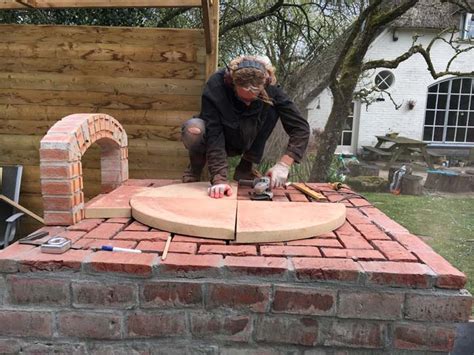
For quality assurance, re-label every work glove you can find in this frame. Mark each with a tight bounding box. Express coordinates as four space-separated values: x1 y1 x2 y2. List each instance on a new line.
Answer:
266 161 290 189
208 183 233 199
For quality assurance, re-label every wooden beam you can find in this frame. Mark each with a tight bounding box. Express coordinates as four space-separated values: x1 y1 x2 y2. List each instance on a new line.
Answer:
0 0 202 9
201 0 212 54
205 0 219 79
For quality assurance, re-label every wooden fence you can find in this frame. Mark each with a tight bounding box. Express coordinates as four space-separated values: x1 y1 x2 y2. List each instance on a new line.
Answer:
0 23 209 234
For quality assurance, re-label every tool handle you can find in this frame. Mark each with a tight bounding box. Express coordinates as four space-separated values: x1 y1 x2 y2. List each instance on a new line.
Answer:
0 194 45 224
238 179 254 187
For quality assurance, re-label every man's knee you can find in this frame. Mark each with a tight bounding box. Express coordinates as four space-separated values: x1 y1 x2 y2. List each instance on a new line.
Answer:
182 118 206 151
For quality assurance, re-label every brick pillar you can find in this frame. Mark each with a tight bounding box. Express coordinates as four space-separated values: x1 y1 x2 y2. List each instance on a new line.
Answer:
40 113 128 225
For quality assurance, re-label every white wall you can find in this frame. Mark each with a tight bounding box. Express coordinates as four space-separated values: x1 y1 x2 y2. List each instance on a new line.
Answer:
307 27 474 152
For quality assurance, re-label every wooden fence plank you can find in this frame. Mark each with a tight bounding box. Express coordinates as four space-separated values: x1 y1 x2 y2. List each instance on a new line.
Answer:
0 89 200 111
0 73 204 96
0 56 205 79
0 0 202 9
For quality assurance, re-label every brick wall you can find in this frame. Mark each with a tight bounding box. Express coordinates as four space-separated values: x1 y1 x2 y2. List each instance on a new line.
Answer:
0 268 470 353
40 113 128 226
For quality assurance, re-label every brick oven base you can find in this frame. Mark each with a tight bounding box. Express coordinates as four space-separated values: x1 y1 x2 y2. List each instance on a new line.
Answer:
0 180 471 353
0 258 471 353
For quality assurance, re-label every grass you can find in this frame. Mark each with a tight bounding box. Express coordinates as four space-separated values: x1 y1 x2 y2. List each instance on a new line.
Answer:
363 192 474 301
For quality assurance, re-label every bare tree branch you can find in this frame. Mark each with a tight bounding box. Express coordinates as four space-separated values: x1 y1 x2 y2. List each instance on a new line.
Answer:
220 0 284 36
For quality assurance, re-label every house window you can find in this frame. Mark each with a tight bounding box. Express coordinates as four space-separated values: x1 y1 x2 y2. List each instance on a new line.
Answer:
461 13 474 40
423 77 474 144
374 70 395 90
340 102 354 146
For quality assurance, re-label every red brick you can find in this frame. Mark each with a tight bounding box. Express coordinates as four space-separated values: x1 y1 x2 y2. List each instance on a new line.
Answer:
260 246 321 257
17 249 92 272
321 248 386 261
105 217 132 224
356 224 391 240
338 291 403 319
68 218 104 233
43 193 83 211
44 210 81 226
334 222 358 235
322 320 386 348
405 293 472 322
288 193 309 202
198 244 257 256
159 253 223 277
113 230 170 242
87 251 156 276
0 339 21 354
172 234 227 244
83 223 124 240
6 276 70 306
413 250 466 289
349 197 370 207
360 261 435 288
141 281 203 308
372 240 417 262
40 162 81 179
58 311 122 339
40 148 75 161
345 209 373 225
272 286 336 316
390 233 433 252
0 243 36 272
393 323 455 352
127 311 186 337
361 207 409 234
72 281 137 308
287 238 342 248
272 195 290 202
190 312 252 342
41 177 81 195
207 283 271 313
124 221 150 231
224 256 288 277
293 257 362 282
137 241 197 254
254 315 318 346
337 234 373 249
55 230 86 243
0 310 53 337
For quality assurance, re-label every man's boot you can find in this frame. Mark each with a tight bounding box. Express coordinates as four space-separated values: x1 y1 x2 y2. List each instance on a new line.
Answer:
233 158 262 181
182 151 206 183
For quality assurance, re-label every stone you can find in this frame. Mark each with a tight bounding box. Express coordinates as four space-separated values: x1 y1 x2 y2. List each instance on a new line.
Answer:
236 201 345 244
84 185 147 218
131 197 237 240
132 181 237 200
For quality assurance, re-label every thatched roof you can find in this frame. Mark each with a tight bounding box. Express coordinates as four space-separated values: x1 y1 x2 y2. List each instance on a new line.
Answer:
389 0 461 30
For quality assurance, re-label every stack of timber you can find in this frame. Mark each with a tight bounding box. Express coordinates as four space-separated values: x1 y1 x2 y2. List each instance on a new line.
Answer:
0 24 205 235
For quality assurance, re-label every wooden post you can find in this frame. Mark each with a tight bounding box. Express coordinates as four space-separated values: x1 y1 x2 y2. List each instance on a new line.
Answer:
205 0 219 79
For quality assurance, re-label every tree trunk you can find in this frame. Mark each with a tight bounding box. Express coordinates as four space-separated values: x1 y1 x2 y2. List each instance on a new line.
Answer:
308 88 352 182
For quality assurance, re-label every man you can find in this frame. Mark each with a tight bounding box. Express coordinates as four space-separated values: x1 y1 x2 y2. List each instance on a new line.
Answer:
181 55 310 198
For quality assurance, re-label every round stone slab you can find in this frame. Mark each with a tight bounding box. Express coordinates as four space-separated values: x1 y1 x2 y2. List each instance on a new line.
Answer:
235 201 346 243
130 182 346 243
130 196 237 240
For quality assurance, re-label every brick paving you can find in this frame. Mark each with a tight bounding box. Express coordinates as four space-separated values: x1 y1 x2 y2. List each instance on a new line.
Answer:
0 180 467 290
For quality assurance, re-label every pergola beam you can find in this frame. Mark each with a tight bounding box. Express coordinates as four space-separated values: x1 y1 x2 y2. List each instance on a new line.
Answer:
0 0 202 9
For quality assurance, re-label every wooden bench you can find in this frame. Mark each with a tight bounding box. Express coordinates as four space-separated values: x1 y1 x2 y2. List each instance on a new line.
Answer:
407 147 443 157
362 146 392 157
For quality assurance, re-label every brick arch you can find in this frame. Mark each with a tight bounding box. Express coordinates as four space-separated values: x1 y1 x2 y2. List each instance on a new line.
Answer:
40 113 128 225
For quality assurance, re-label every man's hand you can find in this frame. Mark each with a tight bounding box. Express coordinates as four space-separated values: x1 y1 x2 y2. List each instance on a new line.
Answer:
208 183 233 198
266 161 290 188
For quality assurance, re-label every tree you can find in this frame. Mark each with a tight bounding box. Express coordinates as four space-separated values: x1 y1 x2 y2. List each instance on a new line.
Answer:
298 0 474 181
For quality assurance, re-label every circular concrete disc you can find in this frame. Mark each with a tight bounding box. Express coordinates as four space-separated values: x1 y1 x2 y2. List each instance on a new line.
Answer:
130 182 346 243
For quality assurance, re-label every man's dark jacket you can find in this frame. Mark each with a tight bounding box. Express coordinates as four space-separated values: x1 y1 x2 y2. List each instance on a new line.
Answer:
201 69 310 184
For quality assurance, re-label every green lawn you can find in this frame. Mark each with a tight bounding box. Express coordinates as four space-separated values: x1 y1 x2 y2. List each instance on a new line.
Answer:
363 193 474 300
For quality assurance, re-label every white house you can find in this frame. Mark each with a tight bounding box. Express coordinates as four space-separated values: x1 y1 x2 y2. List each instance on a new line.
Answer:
307 2 474 157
